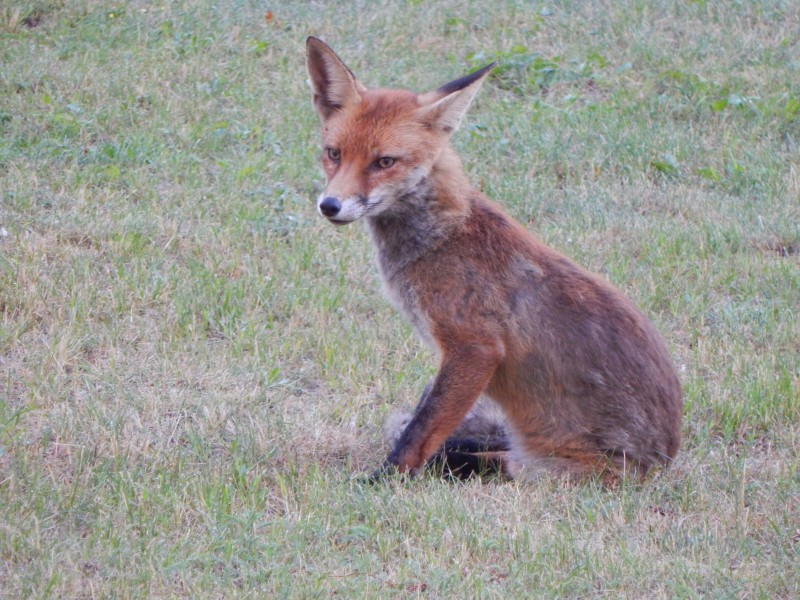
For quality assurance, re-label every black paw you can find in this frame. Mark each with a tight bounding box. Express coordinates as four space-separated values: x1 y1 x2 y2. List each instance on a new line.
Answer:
355 462 401 485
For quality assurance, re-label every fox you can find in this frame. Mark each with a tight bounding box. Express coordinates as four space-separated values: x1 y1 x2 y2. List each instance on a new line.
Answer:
305 36 683 483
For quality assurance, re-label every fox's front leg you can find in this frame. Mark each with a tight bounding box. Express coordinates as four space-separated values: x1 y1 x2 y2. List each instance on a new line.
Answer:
386 342 504 475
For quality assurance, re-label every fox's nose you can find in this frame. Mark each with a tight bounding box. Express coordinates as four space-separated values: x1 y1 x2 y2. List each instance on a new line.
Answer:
319 197 341 218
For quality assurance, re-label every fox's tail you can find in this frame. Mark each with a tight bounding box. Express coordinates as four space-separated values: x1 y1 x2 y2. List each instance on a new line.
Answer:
384 398 516 479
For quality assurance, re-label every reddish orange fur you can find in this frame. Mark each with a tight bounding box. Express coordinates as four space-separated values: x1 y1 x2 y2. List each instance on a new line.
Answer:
306 37 683 482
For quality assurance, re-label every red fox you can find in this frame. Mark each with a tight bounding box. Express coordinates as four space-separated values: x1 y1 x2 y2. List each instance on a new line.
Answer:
306 37 683 482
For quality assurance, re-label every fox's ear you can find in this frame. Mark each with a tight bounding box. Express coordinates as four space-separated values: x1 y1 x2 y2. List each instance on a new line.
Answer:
306 36 366 121
417 62 495 135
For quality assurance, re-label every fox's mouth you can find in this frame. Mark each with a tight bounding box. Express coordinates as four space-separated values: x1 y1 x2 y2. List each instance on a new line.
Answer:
327 217 352 226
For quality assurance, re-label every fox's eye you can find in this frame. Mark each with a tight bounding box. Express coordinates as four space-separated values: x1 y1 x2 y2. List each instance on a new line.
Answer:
327 148 341 162
376 157 395 169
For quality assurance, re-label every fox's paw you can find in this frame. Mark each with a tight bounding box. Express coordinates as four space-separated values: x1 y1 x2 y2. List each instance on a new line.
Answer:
352 463 391 486
355 462 410 486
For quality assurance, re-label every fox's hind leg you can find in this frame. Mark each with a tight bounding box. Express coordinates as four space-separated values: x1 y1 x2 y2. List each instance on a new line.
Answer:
428 435 513 479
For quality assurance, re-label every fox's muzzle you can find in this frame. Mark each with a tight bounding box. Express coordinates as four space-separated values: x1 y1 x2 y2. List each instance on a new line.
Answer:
316 192 370 224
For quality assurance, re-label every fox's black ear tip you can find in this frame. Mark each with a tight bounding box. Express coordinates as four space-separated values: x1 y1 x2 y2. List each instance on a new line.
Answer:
436 61 497 95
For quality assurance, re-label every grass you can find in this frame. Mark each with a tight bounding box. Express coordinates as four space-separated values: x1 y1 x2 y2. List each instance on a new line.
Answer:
1 0 798 597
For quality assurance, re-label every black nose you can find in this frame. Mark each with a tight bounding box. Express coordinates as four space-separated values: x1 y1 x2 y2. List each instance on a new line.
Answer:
319 197 341 218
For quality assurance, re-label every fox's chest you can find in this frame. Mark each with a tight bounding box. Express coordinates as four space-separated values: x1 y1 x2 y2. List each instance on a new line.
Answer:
379 275 437 350
365 211 458 351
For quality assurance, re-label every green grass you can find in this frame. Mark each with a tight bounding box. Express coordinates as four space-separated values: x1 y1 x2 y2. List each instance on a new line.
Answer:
1 0 798 597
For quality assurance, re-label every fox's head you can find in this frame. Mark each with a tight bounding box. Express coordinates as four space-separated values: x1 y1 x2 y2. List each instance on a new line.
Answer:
306 36 494 225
